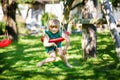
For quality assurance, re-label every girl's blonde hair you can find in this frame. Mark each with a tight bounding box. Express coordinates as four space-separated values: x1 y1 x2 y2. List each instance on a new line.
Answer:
47 19 60 28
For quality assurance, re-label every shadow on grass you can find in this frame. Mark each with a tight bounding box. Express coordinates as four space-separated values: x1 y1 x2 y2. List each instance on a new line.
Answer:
96 32 119 62
0 32 120 80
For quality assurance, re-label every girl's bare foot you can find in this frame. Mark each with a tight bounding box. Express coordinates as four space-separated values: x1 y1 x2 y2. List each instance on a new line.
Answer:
36 62 43 67
66 63 73 68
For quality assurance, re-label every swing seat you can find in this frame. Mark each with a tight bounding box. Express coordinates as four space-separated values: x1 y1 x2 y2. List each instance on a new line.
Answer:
0 39 11 48
41 31 70 43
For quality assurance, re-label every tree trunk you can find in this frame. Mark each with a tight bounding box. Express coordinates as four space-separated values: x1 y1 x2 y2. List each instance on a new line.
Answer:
81 0 97 59
1 0 18 41
62 0 74 31
101 0 120 61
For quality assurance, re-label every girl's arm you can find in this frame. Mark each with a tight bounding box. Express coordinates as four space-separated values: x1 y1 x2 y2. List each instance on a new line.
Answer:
43 34 57 47
62 32 70 51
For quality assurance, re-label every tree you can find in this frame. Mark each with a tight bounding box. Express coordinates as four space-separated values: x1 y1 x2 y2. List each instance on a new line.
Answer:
0 0 34 41
1 0 18 41
101 0 120 60
62 0 74 22
62 0 97 59
81 0 97 59
62 0 74 30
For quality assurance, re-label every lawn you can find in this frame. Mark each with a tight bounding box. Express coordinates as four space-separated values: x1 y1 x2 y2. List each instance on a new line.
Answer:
0 30 120 80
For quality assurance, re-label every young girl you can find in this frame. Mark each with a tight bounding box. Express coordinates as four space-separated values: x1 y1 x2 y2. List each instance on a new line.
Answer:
37 19 72 68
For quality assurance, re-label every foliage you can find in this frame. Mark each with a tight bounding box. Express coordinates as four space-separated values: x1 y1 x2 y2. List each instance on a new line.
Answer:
0 21 6 35
17 0 33 4
41 12 57 26
109 0 120 7
98 0 120 7
0 31 120 80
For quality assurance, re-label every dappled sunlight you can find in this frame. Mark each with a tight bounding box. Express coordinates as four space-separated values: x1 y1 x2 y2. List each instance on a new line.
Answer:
0 0 120 79
23 47 42 53
0 32 120 80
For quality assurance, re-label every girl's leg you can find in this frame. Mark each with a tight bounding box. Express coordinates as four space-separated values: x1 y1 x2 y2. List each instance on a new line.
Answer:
37 50 56 67
57 48 72 68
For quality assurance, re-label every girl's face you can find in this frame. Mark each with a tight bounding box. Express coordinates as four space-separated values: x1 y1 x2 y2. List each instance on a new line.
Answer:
49 26 59 34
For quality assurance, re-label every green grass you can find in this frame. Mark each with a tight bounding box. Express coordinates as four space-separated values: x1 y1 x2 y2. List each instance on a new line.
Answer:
0 31 120 80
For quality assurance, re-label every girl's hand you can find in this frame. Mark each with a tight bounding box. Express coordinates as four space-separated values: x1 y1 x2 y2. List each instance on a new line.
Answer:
52 43 57 48
63 48 67 55
52 43 58 51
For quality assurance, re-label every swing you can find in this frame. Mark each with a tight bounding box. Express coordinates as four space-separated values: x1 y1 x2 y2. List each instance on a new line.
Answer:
40 0 69 43
0 31 11 48
41 31 69 43
0 39 11 48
